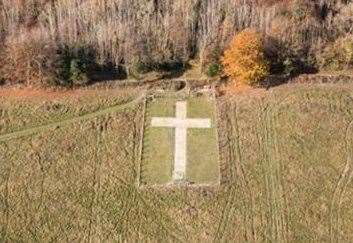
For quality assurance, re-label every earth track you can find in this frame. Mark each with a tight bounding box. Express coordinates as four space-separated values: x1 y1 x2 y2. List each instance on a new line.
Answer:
0 93 146 142
29 141 51 241
215 100 256 242
1 95 145 241
258 100 288 243
88 130 104 243
90 109 142 241
265 104 288 242
214 187 236 241
136 98 147 187
116 111 145 241
231 102 256 241
262 88 353 242
330 119 353 242
213 100 236 242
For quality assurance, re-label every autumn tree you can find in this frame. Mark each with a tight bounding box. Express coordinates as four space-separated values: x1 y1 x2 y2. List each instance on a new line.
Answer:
0 36 56 86
221 29 269 86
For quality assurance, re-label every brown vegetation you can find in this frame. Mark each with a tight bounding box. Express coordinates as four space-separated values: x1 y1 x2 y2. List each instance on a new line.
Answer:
316 34 353 71
0 32 56 86
0 0 353 87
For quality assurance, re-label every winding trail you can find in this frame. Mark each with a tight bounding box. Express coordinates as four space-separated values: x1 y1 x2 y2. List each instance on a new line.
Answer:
0 93 145 143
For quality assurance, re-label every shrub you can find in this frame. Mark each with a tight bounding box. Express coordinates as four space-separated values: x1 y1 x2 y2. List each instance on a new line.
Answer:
316 35 353 71
69 59 89 86
200 43 222 74
54 45 95 87
128 58 155 79
221 29 269 86
206 63 221 77
131 60 152 75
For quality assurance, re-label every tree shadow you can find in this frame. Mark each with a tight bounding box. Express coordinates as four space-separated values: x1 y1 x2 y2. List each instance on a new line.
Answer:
158 62 191 79
262 75 294 89
263 36 318 89
88 63 127 83
56 45 128 86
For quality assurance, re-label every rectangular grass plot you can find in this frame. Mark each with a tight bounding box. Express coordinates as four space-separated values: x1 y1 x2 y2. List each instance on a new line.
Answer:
141 96 220 186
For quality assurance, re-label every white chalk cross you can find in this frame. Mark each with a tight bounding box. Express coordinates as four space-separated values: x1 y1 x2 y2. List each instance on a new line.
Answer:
151 101 211 181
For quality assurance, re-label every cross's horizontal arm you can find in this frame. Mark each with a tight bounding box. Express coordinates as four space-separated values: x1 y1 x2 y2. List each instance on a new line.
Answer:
151 118 179 127
185 119 211 128
151 118 211 128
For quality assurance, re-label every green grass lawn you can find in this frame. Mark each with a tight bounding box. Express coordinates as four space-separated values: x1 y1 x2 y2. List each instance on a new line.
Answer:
141 98 176 185
186 97 220 184
141 96 220 185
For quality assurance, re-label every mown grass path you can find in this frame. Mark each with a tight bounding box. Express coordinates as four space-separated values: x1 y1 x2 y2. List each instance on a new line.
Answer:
0 93 146 143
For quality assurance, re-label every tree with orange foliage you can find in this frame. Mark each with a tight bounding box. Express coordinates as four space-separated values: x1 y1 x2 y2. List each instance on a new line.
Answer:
221 29 269 86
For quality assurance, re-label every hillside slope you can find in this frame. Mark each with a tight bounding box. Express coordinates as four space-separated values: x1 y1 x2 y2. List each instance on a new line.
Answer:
0 81 352 241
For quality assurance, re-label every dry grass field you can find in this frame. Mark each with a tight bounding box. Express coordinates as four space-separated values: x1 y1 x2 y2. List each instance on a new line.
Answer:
0 82 353 241
0 88 142 135
217 82 353 241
